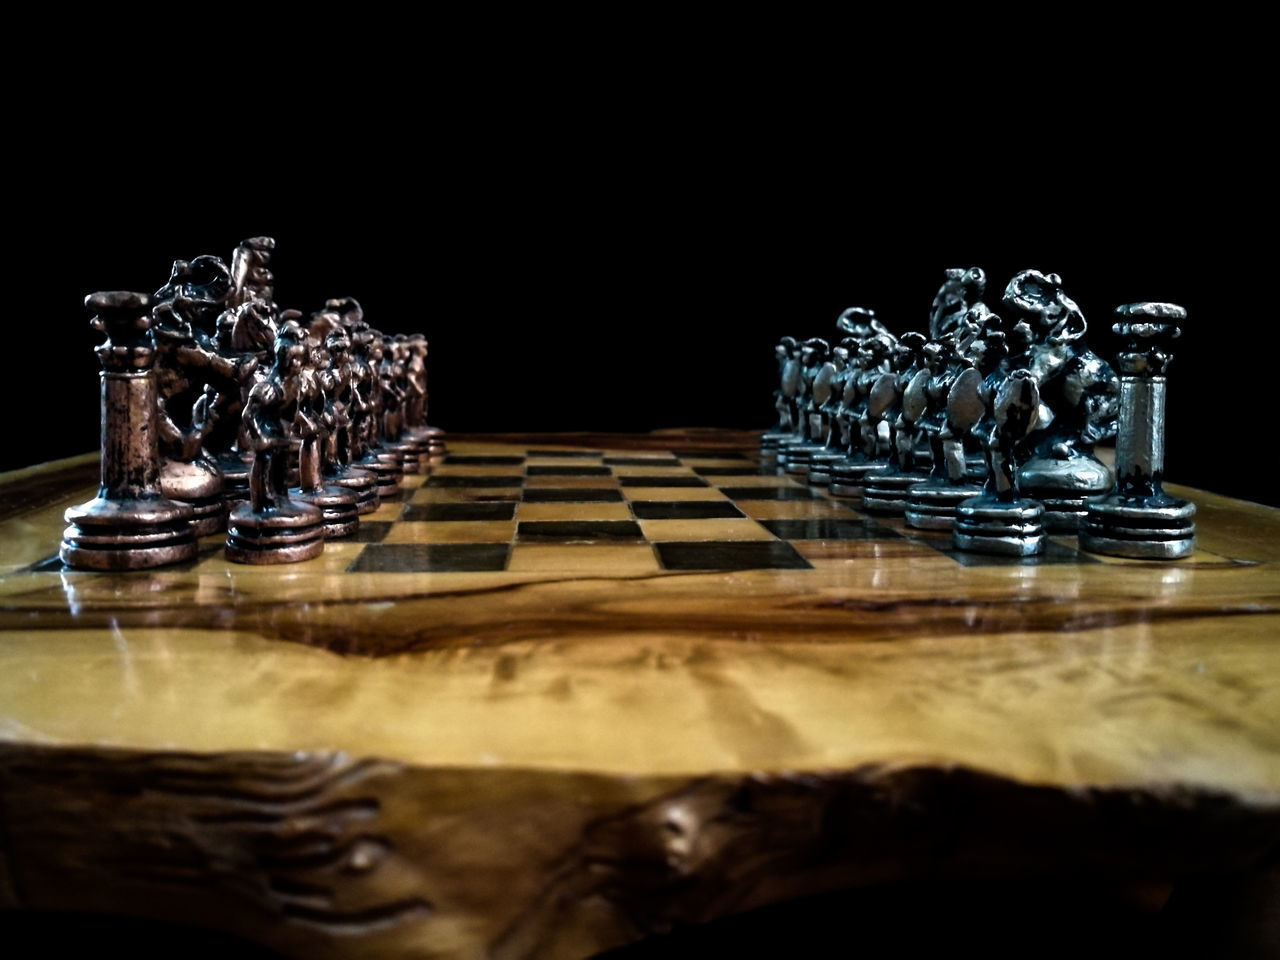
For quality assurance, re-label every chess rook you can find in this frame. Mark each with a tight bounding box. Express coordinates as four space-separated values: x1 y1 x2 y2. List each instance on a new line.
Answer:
1081 303 1195 559
60 292 199 570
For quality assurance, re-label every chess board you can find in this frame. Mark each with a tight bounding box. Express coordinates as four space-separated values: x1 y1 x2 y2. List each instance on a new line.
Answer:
18 439 1244 581
2 433 1278 960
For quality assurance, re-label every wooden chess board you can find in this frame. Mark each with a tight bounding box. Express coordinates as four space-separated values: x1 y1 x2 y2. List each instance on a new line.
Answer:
1 432 1278 959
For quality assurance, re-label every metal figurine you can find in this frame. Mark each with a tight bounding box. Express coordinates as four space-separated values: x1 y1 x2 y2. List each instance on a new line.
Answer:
402 333 447 464
151 302 226 536
228 236 277 311
340 308 403 499
862 331 931 514
904 329 985 529
778 338 830 473
379 334 425 473
953 366 1046 557
928 267 987 340
225 321 326 564
314 318 380 514
828 334 894 500
150 256 237 536
836 306 891 342
1081 303 1196 559
402 334 442 471
1002 270 1119 532
761 337 800 460
806 340 857 485
289 331 359 539
61 293 199 570
206 299 274 505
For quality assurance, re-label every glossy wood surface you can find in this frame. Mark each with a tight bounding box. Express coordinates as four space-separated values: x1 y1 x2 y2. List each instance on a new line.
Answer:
1 433 1278 958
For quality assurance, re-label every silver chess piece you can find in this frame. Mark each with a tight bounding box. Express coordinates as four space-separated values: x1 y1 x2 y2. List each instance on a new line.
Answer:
954 369 1047 557
1081 303 1195 559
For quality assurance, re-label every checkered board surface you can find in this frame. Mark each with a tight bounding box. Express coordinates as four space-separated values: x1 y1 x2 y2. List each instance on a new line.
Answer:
226 443 1233 575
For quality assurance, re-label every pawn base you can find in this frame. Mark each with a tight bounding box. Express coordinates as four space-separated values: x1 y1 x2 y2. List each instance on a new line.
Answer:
806 450 846 485
357 452 403 499
226 499 326 564
327 466 380 515
862 471 929 515
953 496 1045 556
782 443 826 475
827 459 888 501
184 497 227 537
905 478 984 530
60 495 198 571
1081 496 1197 560
293 485 360 540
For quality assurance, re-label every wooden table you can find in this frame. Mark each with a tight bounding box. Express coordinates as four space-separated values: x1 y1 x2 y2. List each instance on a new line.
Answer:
1 432 1278 958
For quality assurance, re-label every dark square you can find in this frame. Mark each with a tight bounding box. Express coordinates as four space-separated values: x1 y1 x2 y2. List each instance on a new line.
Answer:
760 519 897 540
347 543 509 573
655 541 812 571
522 488 625 503
526 465 613 476
444 455 525 465
693 467 769 476
426 476 524 488
632 501 744 520
403 502 517 522
619 476 709 488
350 521 393 543
518 521 644 541
604 456 684 466
527 449 603 457
681 451 749 459
719 486 820 501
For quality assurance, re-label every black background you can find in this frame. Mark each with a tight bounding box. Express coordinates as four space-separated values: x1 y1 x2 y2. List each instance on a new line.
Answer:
9 58 1271 505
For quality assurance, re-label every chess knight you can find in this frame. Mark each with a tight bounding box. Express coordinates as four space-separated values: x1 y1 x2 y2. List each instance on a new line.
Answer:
1002 270 1120 530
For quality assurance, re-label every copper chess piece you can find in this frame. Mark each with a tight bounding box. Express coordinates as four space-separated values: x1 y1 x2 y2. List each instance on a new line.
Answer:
225 322 326 564
61 292 199 570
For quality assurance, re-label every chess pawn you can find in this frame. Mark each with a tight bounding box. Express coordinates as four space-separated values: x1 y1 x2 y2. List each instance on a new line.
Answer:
380 335 429 473
763 338 804 463
905 337 984 530
761 337 799 459
953 370 1046 556
828 335 894 500
316 323 379 515
780 338 833 473
863 332 933 514
225 322 325 564
1081 303 1195 559
290 334 358 539
61 292 199 570
401 333 446 466
806 307 885 481
349 327 404 499
807 341 857 485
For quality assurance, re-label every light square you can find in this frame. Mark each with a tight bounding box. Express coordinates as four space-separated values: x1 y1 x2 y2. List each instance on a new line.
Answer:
382 521 516 544
638 518 776 541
